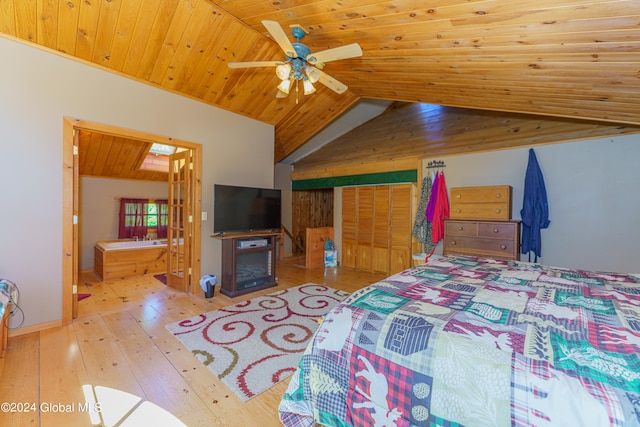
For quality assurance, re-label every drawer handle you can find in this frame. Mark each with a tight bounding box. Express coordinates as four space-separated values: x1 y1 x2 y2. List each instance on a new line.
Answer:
495 193 501 198
493 228 499 233
458 226 464 231
456 194 461 199
456 208 461 213
495 209 501 213
500 245 507 250
450 241 457 246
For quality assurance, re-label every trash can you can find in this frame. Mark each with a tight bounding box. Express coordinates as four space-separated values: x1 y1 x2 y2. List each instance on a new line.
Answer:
324 250 338 267
323 238 338 267
199 275 217 298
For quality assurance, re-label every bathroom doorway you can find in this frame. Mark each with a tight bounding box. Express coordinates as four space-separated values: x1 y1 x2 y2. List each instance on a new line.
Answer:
62 118 202 321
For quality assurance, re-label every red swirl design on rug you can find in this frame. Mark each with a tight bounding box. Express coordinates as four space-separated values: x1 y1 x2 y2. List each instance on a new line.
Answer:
166 283 349 401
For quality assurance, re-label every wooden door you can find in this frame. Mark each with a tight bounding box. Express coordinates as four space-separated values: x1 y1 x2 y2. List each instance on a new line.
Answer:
167 150 192 292
72 130 80 318
372 186 391 274
390 184 414 274
356 187 373 271
341 187 357 268
341 183 415 275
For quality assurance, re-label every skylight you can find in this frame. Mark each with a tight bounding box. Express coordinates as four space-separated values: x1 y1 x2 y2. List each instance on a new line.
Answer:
149 143 176 155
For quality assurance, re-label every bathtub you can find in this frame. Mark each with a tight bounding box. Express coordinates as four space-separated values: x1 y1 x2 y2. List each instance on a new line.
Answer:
94 239 168 281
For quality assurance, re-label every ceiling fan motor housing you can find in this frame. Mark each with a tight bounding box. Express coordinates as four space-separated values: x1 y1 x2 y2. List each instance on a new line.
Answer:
290 43 313 79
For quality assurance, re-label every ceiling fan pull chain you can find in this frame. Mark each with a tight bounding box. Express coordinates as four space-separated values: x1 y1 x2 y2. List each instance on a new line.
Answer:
296 80 299 104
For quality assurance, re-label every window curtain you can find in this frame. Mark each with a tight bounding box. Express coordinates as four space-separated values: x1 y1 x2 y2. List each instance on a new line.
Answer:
118 198 149 239
156 199 169 239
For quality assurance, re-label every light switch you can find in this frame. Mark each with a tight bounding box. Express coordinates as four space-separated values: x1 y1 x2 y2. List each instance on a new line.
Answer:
201 211 208 221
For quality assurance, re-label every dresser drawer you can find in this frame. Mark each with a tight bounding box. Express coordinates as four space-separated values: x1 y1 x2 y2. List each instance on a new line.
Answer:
443 219 521 260
478 222 518 239
450 203 510 220
450 185 512 220
444 236 518 258
444 221 478 237
450 186 511 203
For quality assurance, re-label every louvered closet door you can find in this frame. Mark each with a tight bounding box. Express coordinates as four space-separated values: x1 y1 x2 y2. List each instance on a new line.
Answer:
390 184 413 274
372 186 391 274
341 187 357 268
356 187 374 271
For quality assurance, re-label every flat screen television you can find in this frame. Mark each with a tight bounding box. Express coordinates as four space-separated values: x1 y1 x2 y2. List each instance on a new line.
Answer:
213 184 282 234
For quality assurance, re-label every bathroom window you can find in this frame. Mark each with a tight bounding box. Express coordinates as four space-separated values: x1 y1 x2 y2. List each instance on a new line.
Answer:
118 198 168 239
146 203 158 227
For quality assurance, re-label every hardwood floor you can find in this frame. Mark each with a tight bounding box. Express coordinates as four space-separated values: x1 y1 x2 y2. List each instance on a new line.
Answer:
0 260 385 427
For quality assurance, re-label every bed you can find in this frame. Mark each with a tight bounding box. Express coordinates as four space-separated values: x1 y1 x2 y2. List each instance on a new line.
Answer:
278 255 640 427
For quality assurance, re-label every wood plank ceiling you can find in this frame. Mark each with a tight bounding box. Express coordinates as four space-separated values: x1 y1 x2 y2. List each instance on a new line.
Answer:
1 0 639 175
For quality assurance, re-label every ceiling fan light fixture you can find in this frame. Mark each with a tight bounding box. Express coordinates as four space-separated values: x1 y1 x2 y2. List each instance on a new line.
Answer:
277 78 292 94
275 63 291 80
304 66 321 83
303 79 316 95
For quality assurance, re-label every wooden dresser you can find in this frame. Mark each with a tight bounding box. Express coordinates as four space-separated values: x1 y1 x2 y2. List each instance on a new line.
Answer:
444 185 521 260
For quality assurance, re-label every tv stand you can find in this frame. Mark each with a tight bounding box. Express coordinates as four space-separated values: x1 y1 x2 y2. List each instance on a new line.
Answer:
218 232 278 297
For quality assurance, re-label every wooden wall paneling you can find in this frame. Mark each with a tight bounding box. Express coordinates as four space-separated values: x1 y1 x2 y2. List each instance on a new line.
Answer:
390 184 414 274
341 187 357 268
291 189 334 257
372 186 391 274
291 190 307 256
356 187 374 271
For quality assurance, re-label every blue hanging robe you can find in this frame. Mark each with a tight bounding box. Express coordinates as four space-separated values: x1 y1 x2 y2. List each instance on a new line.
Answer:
520 148 550 262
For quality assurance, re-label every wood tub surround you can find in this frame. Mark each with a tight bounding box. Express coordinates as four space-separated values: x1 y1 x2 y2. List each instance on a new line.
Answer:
94 241 168 281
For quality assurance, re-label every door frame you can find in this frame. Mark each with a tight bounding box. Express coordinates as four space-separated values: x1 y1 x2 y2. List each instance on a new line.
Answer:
61 117 202 323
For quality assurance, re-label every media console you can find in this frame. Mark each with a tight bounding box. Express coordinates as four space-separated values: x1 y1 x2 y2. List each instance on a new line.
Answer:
216 232 278 297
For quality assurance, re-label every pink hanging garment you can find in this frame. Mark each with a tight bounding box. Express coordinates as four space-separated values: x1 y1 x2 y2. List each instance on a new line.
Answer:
425 171 439 222
431 172 450 244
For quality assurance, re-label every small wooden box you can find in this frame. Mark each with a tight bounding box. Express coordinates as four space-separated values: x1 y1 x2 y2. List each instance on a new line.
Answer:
450 185 512 220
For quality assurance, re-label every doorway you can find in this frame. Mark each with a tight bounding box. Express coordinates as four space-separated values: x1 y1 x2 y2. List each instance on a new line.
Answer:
62 118 202 322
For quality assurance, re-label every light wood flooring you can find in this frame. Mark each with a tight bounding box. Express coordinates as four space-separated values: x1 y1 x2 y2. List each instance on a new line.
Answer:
0 260 385 427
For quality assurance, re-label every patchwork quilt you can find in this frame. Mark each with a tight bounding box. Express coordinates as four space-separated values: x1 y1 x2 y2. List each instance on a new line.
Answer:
278 255 640 427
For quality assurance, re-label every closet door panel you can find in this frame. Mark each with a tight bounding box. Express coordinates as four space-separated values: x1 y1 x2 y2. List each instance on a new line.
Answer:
342 241 357 269
356 187 374 271
372 186 391 274
390 184 413 274
341 187 357 268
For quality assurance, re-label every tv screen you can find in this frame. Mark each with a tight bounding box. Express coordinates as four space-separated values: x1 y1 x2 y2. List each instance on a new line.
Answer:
213 184 282 233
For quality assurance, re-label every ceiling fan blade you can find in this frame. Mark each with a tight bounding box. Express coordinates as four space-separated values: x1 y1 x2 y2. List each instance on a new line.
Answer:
227 60 283 69
317 70 348 94
276 89 289 98
308 43 362 65
262 20 297 58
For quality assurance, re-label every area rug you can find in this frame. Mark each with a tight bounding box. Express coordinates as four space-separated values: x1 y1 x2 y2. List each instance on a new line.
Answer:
165 284 349 401
153 274 167 285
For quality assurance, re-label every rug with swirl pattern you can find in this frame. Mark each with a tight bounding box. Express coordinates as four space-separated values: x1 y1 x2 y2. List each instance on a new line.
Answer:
165 283 349 402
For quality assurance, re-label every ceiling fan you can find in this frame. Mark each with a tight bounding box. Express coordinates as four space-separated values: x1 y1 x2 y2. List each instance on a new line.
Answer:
228 20 362 101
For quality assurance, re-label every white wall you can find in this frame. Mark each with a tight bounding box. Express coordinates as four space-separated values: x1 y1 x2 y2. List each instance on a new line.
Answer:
421 135 640 273
79 178 168 270
274 163 293 256
0 37 274 329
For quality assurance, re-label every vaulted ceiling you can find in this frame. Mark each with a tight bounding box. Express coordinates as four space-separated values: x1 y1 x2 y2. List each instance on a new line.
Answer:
2 0 639 166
